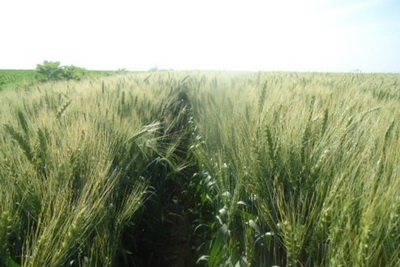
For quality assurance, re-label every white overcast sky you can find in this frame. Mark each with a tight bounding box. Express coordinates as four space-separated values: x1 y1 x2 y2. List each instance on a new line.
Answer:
0 0 399 72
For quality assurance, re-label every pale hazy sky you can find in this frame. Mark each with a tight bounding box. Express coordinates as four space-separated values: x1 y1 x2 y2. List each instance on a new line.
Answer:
1 0 399 72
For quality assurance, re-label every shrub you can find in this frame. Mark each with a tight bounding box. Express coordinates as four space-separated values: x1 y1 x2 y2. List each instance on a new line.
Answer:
61 65 87 80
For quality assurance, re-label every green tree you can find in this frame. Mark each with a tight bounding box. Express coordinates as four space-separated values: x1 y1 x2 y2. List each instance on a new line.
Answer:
35 61 64 81
35 61 87 81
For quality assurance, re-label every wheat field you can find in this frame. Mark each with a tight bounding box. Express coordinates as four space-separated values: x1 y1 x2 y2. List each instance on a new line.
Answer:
0 71 399 266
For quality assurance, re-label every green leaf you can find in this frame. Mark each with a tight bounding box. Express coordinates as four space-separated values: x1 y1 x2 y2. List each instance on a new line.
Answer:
6 257 21 267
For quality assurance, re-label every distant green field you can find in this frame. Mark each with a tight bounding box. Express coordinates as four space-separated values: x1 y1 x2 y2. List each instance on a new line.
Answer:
0 69 117 91
0 70 37 90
